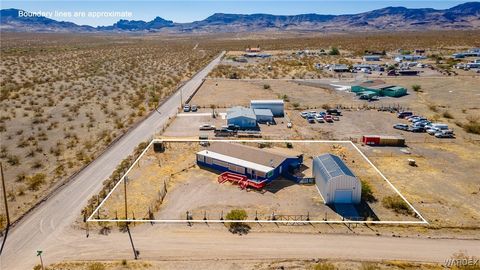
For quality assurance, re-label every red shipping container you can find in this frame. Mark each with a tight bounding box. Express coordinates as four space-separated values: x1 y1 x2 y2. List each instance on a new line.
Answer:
362 135 381 145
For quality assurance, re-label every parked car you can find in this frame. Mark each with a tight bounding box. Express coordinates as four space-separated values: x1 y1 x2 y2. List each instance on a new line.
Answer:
393 123 409 130
199 124 215 130
427 123 449 135
191 105 198 112
326 109 342 116
315 116 325 123
225 124 240 130
409 126 424 133
435 130 454 138
397 111 413 119
408 116 423 122
405 115 419 121
412 117 427 123
307 116 316 123
300 111 309 118
183 104 190 112
324 115 334 122
426 128 440 135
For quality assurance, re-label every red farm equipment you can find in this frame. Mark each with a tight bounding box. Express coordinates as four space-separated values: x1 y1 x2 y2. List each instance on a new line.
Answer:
217 172 266 190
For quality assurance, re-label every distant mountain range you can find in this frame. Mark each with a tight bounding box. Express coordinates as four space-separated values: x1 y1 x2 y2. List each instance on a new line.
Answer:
1 2 479 33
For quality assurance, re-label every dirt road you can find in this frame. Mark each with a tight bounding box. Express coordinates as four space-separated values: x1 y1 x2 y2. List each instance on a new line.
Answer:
32 225 480 267
0 52 225 270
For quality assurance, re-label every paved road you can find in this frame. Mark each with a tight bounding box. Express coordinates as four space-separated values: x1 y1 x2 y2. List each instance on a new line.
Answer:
0 51 225 270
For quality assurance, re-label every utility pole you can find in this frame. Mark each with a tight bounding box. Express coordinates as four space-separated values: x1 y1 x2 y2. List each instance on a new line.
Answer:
1 162 10 227
36 250 44 270
124 176 138 260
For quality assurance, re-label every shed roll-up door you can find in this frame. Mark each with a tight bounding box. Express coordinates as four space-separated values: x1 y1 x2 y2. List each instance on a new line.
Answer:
334 189 353 204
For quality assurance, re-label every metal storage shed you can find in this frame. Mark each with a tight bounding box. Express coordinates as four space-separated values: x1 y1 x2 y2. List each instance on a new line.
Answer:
227 107 257 129
313 154 361 204
363 55 381 61
253 109 274 123
250 100 284 117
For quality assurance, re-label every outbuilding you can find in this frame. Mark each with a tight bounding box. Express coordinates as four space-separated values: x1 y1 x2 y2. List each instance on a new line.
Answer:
253 108 274 123
250 100 284 117
227 107 257 129
196 142 303 183
351 80 407 97
363 55 381 61
313 154 361 204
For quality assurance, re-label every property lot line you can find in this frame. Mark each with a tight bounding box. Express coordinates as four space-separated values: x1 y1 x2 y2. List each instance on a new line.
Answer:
88 138 428 225
90 219 427 225
349 142 429 224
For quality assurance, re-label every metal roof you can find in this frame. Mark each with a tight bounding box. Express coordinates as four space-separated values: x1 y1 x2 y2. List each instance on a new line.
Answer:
226 107 256 120
313 154 355 181
251 99 284 105
204 142 299 168
197 150 273 173
253 109 273 117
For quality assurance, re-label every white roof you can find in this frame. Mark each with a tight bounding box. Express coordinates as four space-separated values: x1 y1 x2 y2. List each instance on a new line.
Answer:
251 99 284 105
197 150 273 173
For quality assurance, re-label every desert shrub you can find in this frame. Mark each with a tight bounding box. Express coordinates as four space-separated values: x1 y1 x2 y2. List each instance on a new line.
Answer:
225 209 250 235
0 214 5 230
382 195 412 215
328 47 340 55
313 262 336 270
263 84 271 89
280 94 289 102
88 262 106 270
361 180 376 202
443 111 454 119
292 102 300 109
360 263 380 270
428 104 438 112
412 84 422 92
6 155 20 166
463 116 480 135
27 173 46 191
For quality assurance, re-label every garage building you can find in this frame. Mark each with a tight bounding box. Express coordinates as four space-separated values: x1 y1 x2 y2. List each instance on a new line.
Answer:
250 100 284 117
253 109 274 123
196 142 303 183
226 107 257 129
313 154 361 204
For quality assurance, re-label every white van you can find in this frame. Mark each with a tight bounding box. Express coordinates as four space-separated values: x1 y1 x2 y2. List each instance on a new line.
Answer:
426 123 449 135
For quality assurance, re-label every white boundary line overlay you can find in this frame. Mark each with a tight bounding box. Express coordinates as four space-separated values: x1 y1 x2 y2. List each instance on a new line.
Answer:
88 139 428 225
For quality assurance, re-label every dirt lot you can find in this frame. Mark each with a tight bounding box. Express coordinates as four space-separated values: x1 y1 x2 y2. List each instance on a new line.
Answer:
96 141 421 223
157 75 480 229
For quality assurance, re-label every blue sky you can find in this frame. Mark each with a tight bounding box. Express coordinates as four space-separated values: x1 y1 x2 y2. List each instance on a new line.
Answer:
1 1 468 26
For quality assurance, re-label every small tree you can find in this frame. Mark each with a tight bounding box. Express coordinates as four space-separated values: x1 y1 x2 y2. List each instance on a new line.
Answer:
225 209 250 235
